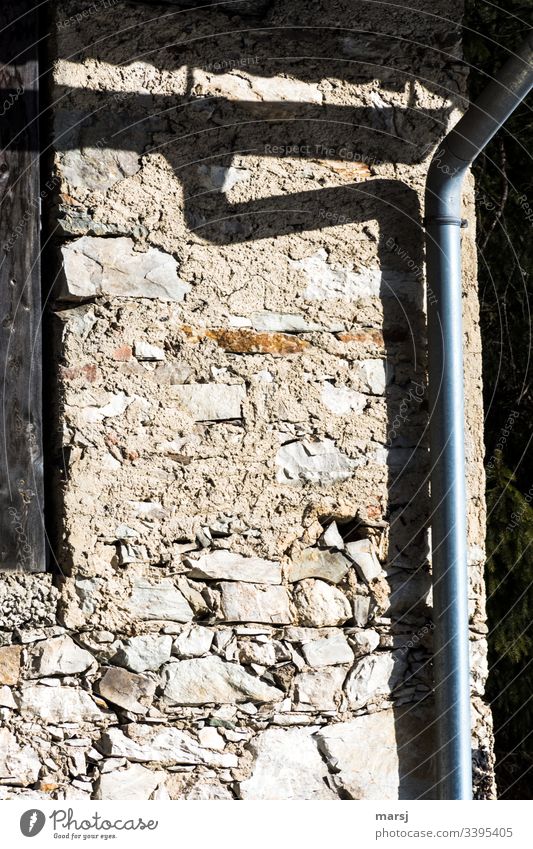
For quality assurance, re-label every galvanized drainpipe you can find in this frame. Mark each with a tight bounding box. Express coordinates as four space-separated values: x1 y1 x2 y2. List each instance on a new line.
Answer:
425 32 533 800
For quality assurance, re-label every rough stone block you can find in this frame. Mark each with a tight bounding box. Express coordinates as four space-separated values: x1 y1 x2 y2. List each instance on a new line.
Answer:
301 633 354 667
316 705 436 799
28 635 94 678
0 729 41 787
59 237 190 301
97 667 156 714
100 724 237 768
293 580 351 627
112 635 173 673
286 549 350 584
95 763 165 800
293 667 346 710
239 728 336 800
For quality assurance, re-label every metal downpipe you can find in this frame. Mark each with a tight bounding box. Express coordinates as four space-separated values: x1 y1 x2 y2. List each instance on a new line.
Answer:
425 32 533 800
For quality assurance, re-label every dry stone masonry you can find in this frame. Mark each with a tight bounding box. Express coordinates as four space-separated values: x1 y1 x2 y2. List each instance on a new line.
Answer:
0 0 495 800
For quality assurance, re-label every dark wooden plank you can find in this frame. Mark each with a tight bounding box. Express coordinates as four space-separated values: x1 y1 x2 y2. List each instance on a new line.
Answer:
0 1 45 571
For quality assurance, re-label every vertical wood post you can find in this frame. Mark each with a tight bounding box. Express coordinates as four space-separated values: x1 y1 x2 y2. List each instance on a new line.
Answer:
0 1 45 571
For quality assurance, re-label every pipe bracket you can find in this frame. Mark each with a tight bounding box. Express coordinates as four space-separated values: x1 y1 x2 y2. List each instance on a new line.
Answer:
423 215 468 228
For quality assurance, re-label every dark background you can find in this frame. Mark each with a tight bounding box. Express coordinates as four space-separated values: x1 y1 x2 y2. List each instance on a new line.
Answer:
464 0 533 800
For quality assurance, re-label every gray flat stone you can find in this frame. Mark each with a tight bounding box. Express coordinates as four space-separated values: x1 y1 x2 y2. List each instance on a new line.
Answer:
286 549 350 584
345 539 383 582
126 579 194 622
100 724 237 768
172 626 214 658
276 439 357 487
97 668 156 714
18 685 102 724
112 635 173 673
187 550 281 584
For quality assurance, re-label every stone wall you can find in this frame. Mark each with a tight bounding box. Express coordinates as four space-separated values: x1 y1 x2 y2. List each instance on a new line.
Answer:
0 0 495 800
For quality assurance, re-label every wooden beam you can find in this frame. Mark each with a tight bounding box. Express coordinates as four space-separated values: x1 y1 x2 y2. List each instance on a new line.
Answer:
0 1 45 571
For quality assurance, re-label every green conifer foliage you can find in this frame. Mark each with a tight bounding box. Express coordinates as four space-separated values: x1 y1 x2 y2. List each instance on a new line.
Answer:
464 0 533 798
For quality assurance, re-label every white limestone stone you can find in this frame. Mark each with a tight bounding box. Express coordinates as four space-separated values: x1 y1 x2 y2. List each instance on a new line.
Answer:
292 249 416 303
250 311 320 332
127 579 194 622
133 341 166 361
345 539 383 582
82 391 135 423
320 521 345 549
353 359 388 395
301 633 354 667
321 382 366 415
161 656 284 705
18 685 102 724
165 773 234 800
0 729 41 787
197 726 224 751
316 706 435 799
276 438 357 486
95 763 165 800
293 667 346 710
294 580 351 627
0 686 17 708
172 384 245 421
351 629 380 656
344 652 407 710
238 641 277 667
173 626 214 658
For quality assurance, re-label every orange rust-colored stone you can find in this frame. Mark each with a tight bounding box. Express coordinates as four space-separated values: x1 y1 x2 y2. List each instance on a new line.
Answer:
37 781 61 793
181 326 309 355
60 363 100 383
112 345 133 362
337 329 385 346
318 158 372 180
0 645 22 685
